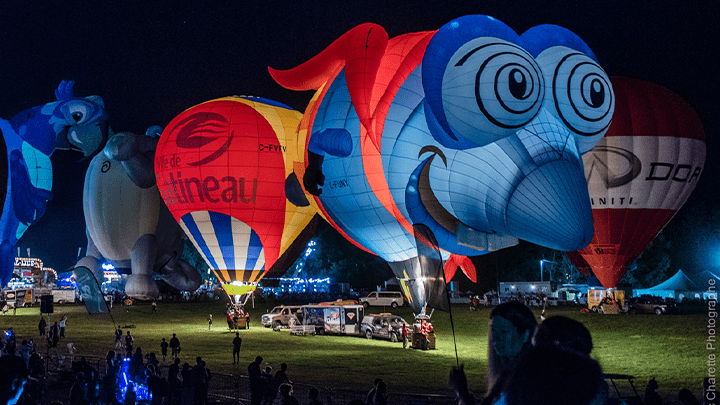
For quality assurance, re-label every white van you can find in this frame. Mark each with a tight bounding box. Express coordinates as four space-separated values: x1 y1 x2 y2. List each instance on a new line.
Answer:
359 291 404 308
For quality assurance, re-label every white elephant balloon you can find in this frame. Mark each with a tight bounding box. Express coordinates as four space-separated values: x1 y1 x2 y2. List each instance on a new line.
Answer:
57 88 202 299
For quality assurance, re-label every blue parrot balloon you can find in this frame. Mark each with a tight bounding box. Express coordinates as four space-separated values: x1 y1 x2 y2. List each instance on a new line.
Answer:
0 80 109 286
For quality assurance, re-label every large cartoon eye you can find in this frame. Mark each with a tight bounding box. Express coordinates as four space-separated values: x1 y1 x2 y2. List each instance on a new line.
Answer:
441 37 544 146
63 102 91 124
536 47 614 153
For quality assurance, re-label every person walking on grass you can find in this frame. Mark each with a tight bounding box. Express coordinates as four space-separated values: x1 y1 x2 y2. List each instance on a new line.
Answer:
59 315 67 338
125 331 134 355
152 300 157 314
170 333 180 360
232 333 242 364
38 317 46 337
161 338 169 362
115 326 123 350
208 314 213 330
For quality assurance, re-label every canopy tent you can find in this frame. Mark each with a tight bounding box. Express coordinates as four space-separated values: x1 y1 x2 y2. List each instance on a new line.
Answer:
634 269 706 301
689 270 720 292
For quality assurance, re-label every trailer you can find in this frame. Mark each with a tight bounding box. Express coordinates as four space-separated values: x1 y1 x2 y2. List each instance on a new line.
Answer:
51 289 77 304
1 288 30 308
24 288 77 304
301 304 364 335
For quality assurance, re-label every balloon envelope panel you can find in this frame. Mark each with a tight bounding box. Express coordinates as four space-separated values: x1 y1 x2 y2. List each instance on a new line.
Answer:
566 77 706 288
155 97 312 284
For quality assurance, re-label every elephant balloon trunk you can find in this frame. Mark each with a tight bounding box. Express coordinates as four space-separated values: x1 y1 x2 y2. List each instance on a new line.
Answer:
506 159 593 251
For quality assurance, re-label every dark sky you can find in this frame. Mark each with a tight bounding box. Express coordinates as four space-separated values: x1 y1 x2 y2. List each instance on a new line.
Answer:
1 1 717 274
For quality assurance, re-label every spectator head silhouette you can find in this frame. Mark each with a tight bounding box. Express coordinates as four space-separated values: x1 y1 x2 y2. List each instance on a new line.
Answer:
501 345 607 405
279 383 293 397
532 316 593 355
488 301 537 387
309 387 320 400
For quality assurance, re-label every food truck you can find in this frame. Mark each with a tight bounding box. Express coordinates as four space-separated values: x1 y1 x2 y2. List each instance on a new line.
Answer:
301 304 364 335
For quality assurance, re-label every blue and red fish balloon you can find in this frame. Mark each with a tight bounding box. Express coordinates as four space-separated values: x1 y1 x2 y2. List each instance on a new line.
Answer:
268 15 614 312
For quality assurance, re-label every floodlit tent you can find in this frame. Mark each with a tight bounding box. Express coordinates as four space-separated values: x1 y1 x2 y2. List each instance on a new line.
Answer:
689 270 720 299
634 270 705 301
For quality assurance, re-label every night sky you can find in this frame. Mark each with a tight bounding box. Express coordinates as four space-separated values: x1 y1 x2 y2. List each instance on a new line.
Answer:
1 1 717 276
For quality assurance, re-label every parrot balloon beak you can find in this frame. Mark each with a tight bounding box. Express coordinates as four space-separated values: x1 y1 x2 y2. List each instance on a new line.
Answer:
505 159 594 251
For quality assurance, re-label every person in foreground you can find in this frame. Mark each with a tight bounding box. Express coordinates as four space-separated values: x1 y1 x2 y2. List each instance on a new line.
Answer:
451 345 607 405
487 301 537 389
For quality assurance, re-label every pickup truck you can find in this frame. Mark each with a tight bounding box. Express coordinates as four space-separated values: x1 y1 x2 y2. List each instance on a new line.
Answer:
261 305 302 329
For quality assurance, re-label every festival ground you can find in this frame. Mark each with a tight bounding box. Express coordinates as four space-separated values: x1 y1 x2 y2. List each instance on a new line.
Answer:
0 298 707 403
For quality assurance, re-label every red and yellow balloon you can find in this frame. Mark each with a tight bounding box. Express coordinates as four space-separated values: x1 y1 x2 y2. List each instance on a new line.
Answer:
154 97 317 297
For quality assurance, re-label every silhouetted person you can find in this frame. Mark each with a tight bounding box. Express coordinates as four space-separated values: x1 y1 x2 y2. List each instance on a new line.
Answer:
273 362 290 387
370 381 387 405
170 333 180 359
248 356 264 405
192 357 208 405
677 388 699 405
168 358 182 405
365 378 382 405
487 301 537 389
125 331 134 354
644 378 662 405
532 316 593 355
278 383 299 405
232 333 242 364
38 317 47 337
50 322 59 347
161 338 169 361
261 366 274 405
502 345 607 405
115 326 124 350
308 387 323 405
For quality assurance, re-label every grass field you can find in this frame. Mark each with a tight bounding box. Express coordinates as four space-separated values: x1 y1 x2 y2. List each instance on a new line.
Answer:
0 299 708 401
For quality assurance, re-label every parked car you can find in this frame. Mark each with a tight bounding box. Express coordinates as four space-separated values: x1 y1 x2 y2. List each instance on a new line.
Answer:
626 296 676 315
360 313 407 342
261 305 302 328
358 291 404 308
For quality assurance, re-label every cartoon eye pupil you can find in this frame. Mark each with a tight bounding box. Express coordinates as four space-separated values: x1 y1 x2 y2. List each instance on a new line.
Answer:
508 69 528 99
590 79 604 107
72 112 84 122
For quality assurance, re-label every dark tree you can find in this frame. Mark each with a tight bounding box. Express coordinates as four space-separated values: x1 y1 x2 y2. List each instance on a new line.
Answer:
181 238 210 280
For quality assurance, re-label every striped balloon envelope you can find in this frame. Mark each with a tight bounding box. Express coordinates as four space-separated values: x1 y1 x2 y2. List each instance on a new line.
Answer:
155 97 318 298
565 77 706 288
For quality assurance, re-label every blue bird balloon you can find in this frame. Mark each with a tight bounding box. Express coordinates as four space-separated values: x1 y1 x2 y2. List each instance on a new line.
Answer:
0 80 109 286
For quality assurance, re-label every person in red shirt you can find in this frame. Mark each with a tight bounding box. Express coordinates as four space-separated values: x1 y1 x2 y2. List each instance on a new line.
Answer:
226 311 234 330
401 323 409 349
